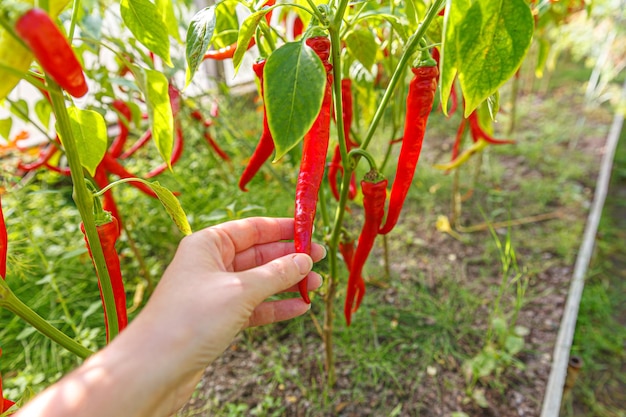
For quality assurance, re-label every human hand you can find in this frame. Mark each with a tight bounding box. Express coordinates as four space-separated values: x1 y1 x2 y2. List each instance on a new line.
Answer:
13 217 325 417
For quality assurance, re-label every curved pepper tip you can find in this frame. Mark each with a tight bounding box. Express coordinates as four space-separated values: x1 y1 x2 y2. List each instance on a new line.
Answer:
298 278 311 304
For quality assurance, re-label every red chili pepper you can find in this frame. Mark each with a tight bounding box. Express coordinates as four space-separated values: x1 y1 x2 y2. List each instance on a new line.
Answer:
203 38 256 61
451 117 468 163
0 196 7 280
345 171 387 326
378 60 438 235
239 59 275 191
339 238 355 271
15 8 88 97
119 129 152 159
80 216 127 343
467 110 515 145
17 138 61 172
292 16 304 39
295 36 333 303
204 131 231 162
0 348 16 414
108 100 133 158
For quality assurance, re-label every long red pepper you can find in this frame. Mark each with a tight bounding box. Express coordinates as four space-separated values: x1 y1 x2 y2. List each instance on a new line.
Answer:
467 110 515 145
338 238 355 271
204 131 231 162
0 196 7 280
17 138 60 171
239 59 274 191
203 39 256 61
378 58 438 235
80 216 127 343
119 129 152 159
15 8 88 97
294 36 333 303
345 171 387 326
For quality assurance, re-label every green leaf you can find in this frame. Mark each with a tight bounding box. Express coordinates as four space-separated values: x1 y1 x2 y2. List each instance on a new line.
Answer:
354 13 409 42
404 0 418 27
155 0 182 43
34 99 52 128
10 99 29 122
457 0 534 117
345 28 378 72
265 41 326 161
212 2 239 48
232 9 270 73
64 107 107 176
185 6 216 87
440 0 470 115
120 0 173 67
149 181 192 235
0 118 12 140
134 67 174 167
505 335 525 355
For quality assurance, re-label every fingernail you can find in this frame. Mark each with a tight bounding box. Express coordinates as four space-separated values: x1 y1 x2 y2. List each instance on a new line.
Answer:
293 254 313 275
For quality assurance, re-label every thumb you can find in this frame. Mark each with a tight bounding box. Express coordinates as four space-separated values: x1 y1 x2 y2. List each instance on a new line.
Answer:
240 253 313 300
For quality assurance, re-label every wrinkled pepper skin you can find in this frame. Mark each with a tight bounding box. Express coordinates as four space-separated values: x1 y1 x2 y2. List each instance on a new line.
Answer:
345 173 387 326
15 8 88 97
379 64 438 235
294 36 333 303
239 60 275 191
81 218 127 342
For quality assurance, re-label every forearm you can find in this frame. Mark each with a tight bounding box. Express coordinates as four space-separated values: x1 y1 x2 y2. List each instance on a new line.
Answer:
14 314 192 417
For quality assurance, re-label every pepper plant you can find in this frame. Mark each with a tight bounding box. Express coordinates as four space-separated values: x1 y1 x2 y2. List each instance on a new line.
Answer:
0 0 587 408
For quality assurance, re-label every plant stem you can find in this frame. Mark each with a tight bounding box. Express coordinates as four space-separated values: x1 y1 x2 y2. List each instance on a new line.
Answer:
0 279 93 358
361 0 445 151
47 80 120 342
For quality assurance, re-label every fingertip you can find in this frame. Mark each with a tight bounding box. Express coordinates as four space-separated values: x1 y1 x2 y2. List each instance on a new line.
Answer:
292 253 313 275
307 272 323 290
311 243 327 262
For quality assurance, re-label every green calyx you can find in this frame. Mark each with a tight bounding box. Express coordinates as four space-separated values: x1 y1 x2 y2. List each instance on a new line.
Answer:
85 179 113 226
363 169 385 184
415 47 437 68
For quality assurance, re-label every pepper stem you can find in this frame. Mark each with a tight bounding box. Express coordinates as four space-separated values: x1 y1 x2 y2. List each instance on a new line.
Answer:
360 0 445 151
0 279 93 358
47 79 120 342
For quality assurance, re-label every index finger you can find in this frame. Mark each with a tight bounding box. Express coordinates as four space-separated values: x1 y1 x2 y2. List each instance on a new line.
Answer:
211 217 295 254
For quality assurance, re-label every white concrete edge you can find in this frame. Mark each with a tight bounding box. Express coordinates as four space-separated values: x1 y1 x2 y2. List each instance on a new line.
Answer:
540 79 626 417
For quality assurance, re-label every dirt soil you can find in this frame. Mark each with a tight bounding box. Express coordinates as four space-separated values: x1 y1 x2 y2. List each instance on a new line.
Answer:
179 85 615 416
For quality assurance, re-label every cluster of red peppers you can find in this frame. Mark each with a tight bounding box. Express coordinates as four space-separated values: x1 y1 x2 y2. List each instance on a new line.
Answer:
344 56 439 325
237 34 440 322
